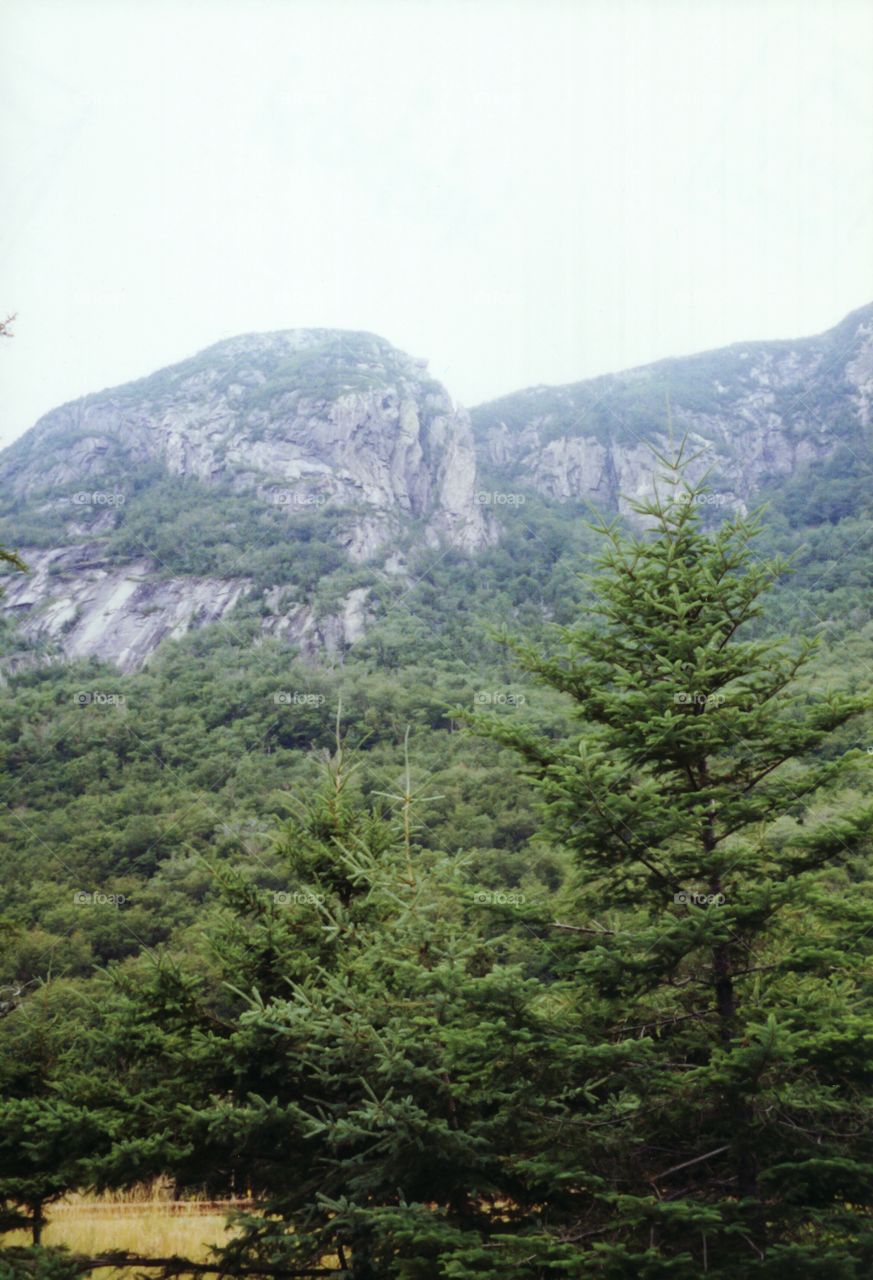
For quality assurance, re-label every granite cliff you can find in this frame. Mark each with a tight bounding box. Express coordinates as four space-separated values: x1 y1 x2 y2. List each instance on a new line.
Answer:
472 302 873 514
0 330 490 670
2 305 871 671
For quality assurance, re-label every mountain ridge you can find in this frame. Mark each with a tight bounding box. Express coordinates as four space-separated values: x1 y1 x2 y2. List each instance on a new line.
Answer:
471 300 873 513
2 303 872 672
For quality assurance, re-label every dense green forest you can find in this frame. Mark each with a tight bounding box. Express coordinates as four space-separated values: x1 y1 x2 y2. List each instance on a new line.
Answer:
2 441 873 1277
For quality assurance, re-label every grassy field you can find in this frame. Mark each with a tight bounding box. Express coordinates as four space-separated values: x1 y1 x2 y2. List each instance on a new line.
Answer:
4 1190 243 1278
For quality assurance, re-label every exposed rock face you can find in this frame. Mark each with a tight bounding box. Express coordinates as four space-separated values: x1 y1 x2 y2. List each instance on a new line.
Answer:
2 545 249 673
472 302 873 515
2 545 375 674
0 330 488 670
259 585 373 659
846 312 873 426
2 306 872 672
1 330 487 551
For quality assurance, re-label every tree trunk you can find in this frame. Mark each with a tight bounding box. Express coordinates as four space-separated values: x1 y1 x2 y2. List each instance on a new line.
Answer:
701 764 766 1255
31 1199 44 1246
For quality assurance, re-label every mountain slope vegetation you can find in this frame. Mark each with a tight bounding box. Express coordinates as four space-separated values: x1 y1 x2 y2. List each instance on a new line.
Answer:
1 311 873 1276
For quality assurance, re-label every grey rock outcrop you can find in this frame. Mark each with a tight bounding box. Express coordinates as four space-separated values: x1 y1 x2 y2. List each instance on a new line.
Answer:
1 545 249 672
472 302 873 515
3 306 872 672
1 330 488 551
0 329 489 670
2 545 376 674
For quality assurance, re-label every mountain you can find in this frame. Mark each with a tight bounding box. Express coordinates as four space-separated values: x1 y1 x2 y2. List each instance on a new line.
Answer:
0 330 490 670
1 305 872 672
1 304 871 1004
473 302 873 514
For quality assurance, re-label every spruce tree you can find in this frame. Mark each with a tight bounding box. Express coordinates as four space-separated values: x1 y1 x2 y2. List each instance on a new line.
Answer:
0 982 116 1280
470 442 873 1276
83 724 565 1278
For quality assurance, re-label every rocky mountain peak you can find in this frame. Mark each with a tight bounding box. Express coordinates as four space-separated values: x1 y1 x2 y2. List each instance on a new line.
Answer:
1 328 487 550
0 330 491 671
2 305 871 674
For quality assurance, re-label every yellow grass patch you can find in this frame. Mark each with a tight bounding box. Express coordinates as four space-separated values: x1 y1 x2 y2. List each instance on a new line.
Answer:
4 1196 242 1279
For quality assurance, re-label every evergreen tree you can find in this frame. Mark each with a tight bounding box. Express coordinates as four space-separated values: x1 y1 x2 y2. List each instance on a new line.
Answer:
0 982 114 1251
470 442 873 1276
82 723 567 1278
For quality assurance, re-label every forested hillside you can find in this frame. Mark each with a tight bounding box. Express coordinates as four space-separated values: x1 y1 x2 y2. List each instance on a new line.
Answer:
2 312 873 1277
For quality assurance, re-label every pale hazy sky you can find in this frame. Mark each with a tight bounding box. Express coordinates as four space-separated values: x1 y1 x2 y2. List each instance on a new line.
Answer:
2 0 872 447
